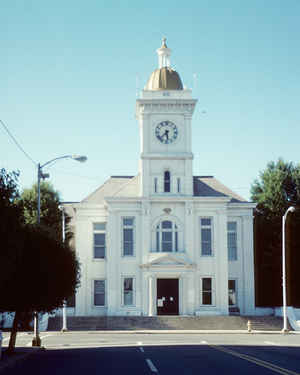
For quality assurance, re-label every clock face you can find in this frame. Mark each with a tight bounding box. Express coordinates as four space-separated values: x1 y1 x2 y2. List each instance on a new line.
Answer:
155 121 178 144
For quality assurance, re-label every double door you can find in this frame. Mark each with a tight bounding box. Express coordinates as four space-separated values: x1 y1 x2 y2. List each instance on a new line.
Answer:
157 278 179 315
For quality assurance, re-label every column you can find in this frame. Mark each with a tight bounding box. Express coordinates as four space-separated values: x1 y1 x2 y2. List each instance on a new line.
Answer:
149 275 154 316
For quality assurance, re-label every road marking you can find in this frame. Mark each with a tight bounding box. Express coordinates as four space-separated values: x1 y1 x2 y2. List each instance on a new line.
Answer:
146 359 158 373
137 341 144 352
212 345 299 375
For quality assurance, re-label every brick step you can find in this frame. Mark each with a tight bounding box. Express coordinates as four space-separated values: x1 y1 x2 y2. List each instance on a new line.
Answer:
47 316 288 331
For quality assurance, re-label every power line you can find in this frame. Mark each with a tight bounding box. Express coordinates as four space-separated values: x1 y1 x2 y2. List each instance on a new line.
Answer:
0 119 37 167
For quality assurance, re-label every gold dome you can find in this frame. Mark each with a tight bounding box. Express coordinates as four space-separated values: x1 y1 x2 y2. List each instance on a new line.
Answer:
145 67 183 91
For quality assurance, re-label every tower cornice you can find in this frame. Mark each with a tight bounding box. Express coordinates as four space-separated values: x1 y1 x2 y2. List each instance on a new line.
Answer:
136 99 197 117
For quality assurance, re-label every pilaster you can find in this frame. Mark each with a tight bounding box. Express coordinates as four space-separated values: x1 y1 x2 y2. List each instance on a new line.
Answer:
242 214 255 314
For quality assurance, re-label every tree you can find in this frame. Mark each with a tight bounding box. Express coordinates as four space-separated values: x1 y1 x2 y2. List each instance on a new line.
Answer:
251 159 300 307
19 181 72 242
0 224 80 352
20 181 61 233
0 170 80 353
251 159 300 219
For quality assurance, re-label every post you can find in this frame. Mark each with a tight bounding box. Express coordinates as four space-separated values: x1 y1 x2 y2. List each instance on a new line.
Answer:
32 164 41 347
282 214 288 333
31 155 86 345
61 207 68 332
282 206 295 333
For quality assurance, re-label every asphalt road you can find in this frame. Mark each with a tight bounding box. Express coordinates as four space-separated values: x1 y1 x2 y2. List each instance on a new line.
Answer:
2 332 300 374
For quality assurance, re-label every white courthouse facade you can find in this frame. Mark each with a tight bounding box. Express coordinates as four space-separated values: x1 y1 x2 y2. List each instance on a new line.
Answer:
66 40 256 317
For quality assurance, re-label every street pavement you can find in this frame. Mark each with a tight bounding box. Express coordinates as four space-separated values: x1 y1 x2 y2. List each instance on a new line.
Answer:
1 331 300 374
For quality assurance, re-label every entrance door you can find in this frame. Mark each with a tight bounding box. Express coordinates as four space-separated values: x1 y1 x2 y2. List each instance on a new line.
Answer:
157 278 179 315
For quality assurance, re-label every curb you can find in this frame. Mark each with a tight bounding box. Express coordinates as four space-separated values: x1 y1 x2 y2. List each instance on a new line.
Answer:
52 329 300 334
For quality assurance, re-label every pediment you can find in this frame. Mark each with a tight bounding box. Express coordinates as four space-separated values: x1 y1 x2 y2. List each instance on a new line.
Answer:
140 254 196 269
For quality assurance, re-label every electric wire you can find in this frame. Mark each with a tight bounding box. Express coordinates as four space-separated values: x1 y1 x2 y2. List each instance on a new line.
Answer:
0 119 37 166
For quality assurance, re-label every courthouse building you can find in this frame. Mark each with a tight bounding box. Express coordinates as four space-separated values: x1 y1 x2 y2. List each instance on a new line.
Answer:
66 39 256 317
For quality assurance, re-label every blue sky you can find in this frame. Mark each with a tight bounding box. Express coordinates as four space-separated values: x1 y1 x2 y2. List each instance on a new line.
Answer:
1 0 299 202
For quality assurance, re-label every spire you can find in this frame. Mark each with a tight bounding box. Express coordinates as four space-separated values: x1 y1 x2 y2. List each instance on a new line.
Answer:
156 37 171 69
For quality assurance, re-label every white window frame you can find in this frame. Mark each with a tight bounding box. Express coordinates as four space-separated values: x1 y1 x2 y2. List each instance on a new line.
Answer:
93 222 106 259
228 279 238 307
200 217 213 256
227 221 238 261
122 276 135 306
200 277 215 306
93 279 106 307
156 220 179 253
122 217 135 257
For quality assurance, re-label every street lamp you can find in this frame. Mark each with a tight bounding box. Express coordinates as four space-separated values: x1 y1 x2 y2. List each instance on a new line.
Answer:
282 206 295 333
32 154 87 347
58 204 68 332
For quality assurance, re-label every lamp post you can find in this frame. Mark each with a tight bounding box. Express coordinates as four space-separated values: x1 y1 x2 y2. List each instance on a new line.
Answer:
32 154 87 347
58 204 68 332
282 206 295 333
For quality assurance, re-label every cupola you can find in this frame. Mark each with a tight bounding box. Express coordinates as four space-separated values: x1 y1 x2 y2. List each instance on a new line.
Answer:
145 38 183 91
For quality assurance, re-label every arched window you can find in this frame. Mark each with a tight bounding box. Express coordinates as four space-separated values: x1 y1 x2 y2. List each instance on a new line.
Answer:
164 171 170 192
156 220 178 252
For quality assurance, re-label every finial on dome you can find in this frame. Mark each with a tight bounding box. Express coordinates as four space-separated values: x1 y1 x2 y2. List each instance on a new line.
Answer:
157 38 171 68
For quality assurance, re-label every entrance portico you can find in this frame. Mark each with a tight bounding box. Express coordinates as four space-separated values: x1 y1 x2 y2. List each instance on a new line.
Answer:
141 254 196 316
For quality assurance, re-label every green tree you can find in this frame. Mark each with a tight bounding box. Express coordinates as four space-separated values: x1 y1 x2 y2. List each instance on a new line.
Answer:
251 159 300 219
0 170 80 353
19 181 61 233
0 224 80 352
251 159 300 307
0 169 24 312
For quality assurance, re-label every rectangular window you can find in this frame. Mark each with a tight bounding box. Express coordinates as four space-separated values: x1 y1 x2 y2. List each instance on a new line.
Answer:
201 218 212 256
164 171 170 192
201 277 213 305
154 177 158 193
123 217 134 256
228 279 237 306
123 277 134 306
94 280 105 306
93 222 106 259
227 222 237 261
177 178 181 193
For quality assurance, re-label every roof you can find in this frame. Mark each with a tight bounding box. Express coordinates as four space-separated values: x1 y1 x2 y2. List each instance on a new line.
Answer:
82 175 247 204
193 176 247 203
81 176 138 203
145 67 183 91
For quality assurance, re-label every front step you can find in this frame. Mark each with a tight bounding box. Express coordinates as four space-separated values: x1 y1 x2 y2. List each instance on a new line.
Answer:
47 316 287 331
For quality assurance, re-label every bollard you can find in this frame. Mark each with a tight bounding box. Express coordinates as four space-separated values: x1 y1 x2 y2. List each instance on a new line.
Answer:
0 330 2 360
247 320 252 333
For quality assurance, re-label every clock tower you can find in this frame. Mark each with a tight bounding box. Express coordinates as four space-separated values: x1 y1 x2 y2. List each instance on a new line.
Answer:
136 38 197 197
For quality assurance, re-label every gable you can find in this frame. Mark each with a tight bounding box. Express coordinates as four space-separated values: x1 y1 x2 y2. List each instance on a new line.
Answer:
140 254 196 269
